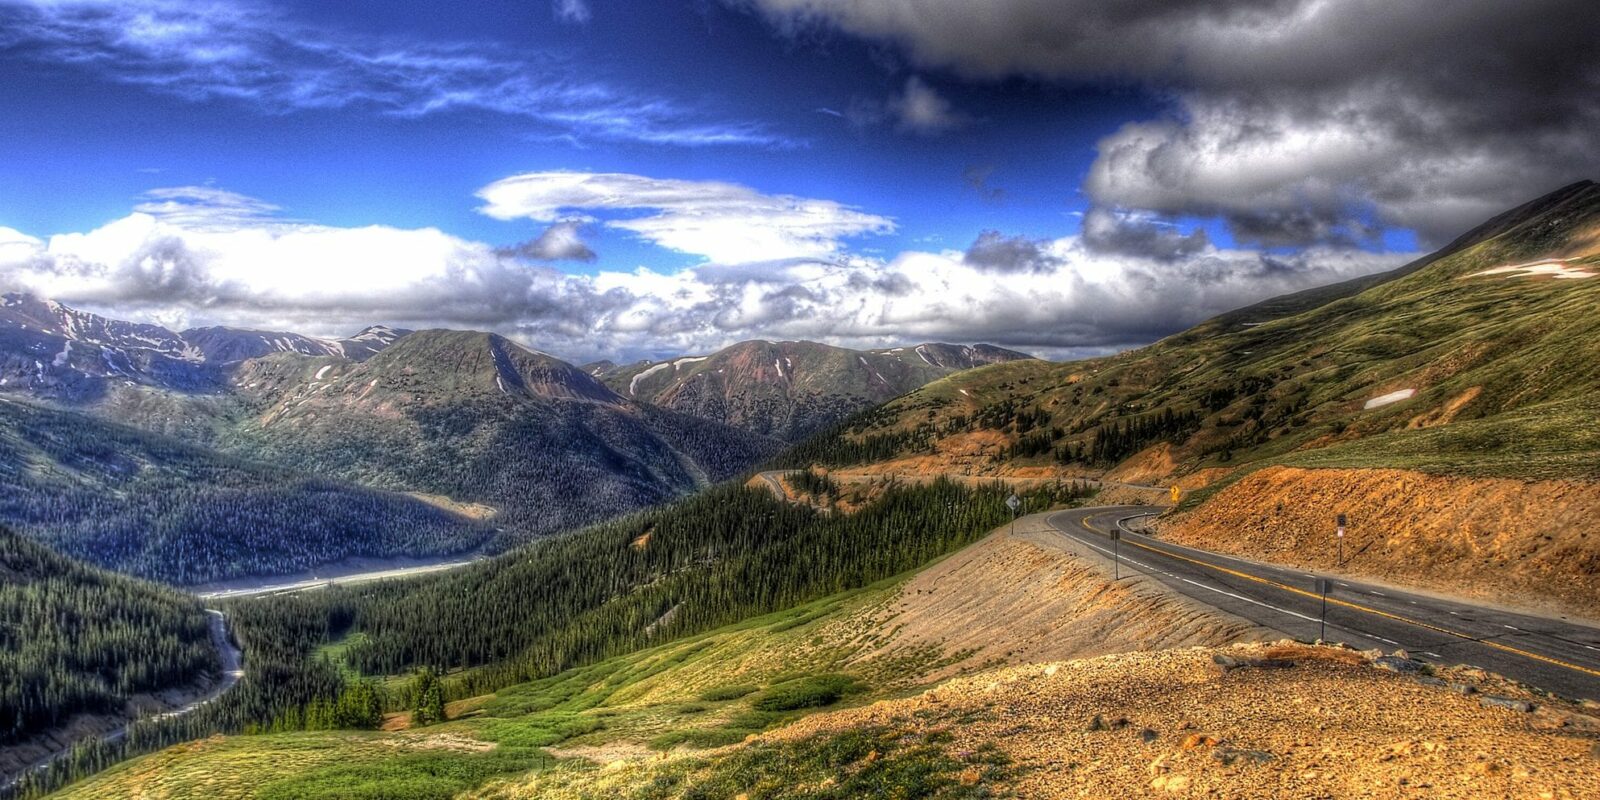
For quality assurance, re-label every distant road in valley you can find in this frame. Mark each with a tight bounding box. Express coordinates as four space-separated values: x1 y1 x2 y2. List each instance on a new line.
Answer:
1045 506 1600 701
194 556 481 600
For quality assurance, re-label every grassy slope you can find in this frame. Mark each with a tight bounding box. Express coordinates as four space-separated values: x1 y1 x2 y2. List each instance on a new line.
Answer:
792 181 1600 485
53 500 1275 800
53 576 934 800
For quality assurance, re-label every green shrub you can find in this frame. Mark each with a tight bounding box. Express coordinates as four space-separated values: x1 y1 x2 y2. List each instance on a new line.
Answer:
750 674 861 712
698 684 758 702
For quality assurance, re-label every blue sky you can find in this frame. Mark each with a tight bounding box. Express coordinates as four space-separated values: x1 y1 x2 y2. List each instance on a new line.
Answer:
0 0 1589 361
0 0 1148 266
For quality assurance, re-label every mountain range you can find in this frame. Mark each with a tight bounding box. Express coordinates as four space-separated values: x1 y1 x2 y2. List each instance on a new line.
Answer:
0 295 1025 584
592 340 1030 441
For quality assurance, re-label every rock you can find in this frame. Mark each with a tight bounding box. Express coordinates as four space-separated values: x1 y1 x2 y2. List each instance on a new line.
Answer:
1141 728 1159 744
1371 656 1425 674
1415 676 1447 688
1448 682 1478 695
1391 649 1410 660
1590 741 1600 760
1213 747 1274 767
1181 733 1221 750
1480 696 1536 712
1151 774 1191 792
1211 653 1295 674
1087 714 1109 732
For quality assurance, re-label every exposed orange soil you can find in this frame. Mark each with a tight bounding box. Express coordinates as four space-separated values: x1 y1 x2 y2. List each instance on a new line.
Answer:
1408 386 1483 429
1104 442 1177 485
1160 466 1600 619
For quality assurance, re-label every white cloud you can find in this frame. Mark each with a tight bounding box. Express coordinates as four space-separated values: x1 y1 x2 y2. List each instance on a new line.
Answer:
553 0 591 24
476 171 897 263
0 186 1407 362
0 0 787 147
891 76 966 135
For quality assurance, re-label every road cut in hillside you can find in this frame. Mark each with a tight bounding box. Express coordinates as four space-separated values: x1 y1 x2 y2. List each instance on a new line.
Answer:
1159 466 1600 621
847 514 1278 682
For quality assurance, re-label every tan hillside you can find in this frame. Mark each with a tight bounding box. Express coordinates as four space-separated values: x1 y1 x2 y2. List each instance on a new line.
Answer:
856 518 1275 682
514 643 1600 799
1161 466 1600 620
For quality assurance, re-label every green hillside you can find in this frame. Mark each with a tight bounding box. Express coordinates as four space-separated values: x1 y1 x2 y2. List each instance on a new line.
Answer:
219 330 780 541
0 396 493 584
0 528 216 746
598 340 1030 441
784 181 1600 484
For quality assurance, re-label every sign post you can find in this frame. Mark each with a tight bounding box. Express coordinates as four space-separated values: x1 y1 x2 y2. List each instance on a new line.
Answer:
1006 493 1021 535
1110 528 1122 580
1315 577 1331 642
1335 514 1347 567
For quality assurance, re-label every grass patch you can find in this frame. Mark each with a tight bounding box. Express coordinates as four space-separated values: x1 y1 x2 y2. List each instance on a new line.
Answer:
751 674 862 712
698 684 758 702
606 726 1012 799
256 748 549 800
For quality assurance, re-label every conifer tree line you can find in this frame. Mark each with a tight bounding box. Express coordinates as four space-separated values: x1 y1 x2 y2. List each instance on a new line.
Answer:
0 529 216 747
0 399 493 585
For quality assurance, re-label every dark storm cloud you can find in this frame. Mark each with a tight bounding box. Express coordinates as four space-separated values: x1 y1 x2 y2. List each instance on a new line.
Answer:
962 230 1057 273
737 0 1600 246
1080 208 1210 262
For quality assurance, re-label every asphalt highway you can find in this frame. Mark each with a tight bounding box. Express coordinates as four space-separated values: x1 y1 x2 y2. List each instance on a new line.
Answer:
1044 506 1600 701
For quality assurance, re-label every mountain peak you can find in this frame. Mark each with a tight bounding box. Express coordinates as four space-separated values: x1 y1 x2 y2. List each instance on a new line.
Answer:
366 329 619 403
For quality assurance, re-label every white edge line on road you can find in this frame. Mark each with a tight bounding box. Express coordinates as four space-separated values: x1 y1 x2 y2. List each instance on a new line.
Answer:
1059 514 1320 624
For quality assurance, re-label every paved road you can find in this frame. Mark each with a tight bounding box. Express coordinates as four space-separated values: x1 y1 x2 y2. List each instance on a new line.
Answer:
754 470 789 499
1044 506 1600 702
196 557 479 600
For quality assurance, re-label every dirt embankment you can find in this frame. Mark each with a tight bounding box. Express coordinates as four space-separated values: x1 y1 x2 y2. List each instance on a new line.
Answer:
768 642 1600 799
850 517 1275 682
1162 466 1600 620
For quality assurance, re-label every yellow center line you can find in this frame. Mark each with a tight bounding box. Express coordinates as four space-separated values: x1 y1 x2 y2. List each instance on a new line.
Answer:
1075 514 1600 680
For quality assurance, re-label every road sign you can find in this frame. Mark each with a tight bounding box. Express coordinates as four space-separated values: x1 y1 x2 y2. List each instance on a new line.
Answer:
1170 485 1181 503
1111 528 1122 579
1336 514 1347 528
1005 494 1021 512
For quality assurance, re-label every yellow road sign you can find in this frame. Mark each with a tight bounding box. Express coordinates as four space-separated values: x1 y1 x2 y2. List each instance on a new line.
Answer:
1170 485 1181 503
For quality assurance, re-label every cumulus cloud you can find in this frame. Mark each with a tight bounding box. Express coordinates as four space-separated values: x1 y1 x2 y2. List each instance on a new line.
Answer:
501 220 597 263
476 171 896 263
0 186 1408 362
0 0 786 147
735 0 1600 245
